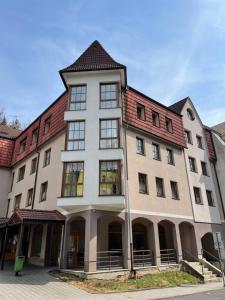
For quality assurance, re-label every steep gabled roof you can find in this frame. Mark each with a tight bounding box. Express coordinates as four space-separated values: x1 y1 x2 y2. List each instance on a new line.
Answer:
169 97 190 114
0 124 21 139
60 40 126 73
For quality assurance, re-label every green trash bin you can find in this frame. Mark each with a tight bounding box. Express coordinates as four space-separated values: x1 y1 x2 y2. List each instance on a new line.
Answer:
14 256 25 276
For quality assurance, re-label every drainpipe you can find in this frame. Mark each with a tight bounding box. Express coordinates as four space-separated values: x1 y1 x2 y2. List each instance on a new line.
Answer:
31 118 41 210
121 88 134 274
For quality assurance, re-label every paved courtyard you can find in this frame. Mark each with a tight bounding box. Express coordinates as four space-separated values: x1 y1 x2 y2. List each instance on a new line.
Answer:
0 265 224 300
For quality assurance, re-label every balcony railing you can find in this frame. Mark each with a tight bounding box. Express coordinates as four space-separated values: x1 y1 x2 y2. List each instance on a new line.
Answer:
160 249 177 265
133 250 154 267
97 250 123 270
67 251 84 269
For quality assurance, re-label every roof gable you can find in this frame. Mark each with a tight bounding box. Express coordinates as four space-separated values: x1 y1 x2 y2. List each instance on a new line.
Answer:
60 40 125 73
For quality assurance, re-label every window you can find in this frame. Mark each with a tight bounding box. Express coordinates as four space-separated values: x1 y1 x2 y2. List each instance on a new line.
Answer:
152 111 160 127
166 149 174 165
67 121 85 151
99 161 121 196
44 117 51 135
100 83 118 109
19 138 27 153
196 135 203 149
30 157 37 174
152 143 160 160
170 181 179 200
32 128 38 145
156 177 165 197
136 137 144 155
26 188 33 207
10 172 14 192
206 190 214 207
18 165 26 181
185 130 192 144
193 187 202 204
201 161 208 176
69 85 86 111
40 181 48 202
100 119 119 149
14 194 21 211
189 157 197 172
43 149 51 167
165 117 173 133
138 173 148 194
63 162 84 197
137 103 145 120
187 108 195 120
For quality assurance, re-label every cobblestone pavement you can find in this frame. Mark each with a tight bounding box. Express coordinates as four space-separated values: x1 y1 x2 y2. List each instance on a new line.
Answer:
0 265 224 300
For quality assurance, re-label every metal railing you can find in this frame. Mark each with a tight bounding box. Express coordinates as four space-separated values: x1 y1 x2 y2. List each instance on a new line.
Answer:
67 251 84 269
182 249 199 262
202 248 224 271
97 250 123 270
133 250 154 267
160 249 177 265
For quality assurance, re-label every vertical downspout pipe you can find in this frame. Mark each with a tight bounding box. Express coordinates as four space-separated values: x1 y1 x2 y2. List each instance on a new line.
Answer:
31 118 41 210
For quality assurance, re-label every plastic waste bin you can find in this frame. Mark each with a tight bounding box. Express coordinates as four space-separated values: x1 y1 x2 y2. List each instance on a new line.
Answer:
14 256 25 276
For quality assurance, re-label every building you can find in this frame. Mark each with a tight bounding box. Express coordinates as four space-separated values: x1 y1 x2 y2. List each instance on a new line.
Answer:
0 41 224 274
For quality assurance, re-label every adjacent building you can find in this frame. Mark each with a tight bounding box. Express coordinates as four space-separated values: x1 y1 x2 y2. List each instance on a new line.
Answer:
0 41 225 273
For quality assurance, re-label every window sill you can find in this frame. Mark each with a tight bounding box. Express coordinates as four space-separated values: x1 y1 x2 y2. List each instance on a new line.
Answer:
172 197 180 200
157 195 165 198
137 153 146 156
61 195 84 198
98 194 124 197
99 147 122 150
139 191 148 195
153 158 161 161
99 106 121 110
64 149 85 152
195 202 204 205
168 162 175 166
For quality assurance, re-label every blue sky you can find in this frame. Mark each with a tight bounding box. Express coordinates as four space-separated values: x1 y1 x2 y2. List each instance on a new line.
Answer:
1 0 225 127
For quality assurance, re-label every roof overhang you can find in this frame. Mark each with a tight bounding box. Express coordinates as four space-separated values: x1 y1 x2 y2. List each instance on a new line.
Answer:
0 209 65 228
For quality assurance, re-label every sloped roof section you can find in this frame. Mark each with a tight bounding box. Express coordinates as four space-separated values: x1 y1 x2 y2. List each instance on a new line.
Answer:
8 209 65 225
60 40 126 73
0 125 21 139
212 121 225 141
169 97 189 114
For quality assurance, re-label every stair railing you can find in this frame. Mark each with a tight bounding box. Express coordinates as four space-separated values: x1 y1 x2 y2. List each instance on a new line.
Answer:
182 249 204 275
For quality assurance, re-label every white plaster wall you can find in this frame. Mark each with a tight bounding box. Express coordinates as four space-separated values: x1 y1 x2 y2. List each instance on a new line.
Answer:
212 132 225 220
7 132 65 216
126 129 193 219
58 71 125 211
182 101 221 223
0 168 11 217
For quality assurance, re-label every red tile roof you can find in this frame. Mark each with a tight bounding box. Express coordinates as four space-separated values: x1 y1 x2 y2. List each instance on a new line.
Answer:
8 209 65 225
0 137 15 167
204 127 217 160
124 87 186 148
0 125 21 139
60 40 125 73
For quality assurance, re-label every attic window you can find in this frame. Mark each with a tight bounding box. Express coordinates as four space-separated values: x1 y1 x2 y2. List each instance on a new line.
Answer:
19 138 27 154
44 117 51 135
137 103 145 121
187 108 195 121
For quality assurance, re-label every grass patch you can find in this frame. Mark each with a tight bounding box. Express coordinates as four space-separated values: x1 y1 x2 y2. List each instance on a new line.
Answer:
51 271 199 293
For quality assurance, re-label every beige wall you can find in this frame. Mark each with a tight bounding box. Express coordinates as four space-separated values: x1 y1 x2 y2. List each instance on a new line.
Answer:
181 101 221 224
0 167 11 217
126 128 193 218
7 131 65 216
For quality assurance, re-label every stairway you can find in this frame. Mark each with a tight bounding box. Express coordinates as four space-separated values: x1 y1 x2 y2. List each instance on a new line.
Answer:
185 261 222 283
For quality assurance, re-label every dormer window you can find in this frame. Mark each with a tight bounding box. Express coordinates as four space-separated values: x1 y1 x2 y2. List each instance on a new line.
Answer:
165 117 173 133
32 128 38 145
137 103 145 120
187 108 195 120
44 117 51 135
152 111 160 127
19 138 27 154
